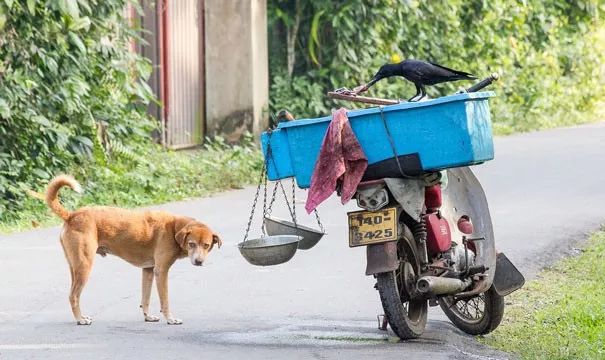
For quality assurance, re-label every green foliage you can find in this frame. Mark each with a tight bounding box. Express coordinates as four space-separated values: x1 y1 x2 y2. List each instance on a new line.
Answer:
268 0 605 133
0 134 263 233
0 0 156 217
270 74 329 118
482 229 605 359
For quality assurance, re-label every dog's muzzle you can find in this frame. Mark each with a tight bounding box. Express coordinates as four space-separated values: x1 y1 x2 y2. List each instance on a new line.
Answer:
193 259 203 266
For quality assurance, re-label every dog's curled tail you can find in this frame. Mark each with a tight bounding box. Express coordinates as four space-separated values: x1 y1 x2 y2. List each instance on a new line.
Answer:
45 175 82 221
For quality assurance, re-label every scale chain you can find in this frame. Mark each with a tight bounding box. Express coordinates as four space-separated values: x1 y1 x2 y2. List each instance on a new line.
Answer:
265 130 299 230
265 181 280 218
243 164 266 242
314 208 325 233
260 163 269 235
278 181 297 227
291 178 297 228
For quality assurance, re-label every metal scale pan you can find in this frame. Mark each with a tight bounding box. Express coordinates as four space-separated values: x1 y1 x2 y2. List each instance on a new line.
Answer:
264 216 325 250
238 235 302 266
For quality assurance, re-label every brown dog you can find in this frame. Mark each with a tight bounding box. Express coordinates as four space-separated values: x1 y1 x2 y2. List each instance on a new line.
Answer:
45 175 222 325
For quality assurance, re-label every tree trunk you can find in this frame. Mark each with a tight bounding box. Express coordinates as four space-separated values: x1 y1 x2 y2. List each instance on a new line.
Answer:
286 0 301 77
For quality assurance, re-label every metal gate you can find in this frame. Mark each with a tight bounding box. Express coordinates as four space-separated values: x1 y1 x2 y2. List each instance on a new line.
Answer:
160 0 205 148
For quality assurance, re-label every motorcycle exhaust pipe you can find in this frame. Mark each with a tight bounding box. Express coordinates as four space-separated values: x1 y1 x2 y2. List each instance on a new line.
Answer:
416 276 472 296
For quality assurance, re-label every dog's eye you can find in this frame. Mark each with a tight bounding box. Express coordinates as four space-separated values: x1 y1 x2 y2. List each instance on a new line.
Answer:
188 243 196 248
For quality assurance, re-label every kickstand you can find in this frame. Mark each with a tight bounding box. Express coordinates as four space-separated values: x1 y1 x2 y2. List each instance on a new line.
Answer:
377 314 388 331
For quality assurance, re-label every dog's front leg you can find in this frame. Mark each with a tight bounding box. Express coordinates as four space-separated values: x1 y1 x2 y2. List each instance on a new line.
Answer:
153 264 181 325
141 267 159 322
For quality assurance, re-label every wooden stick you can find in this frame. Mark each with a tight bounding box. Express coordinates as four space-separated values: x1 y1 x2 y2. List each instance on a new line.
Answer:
327 92 400 106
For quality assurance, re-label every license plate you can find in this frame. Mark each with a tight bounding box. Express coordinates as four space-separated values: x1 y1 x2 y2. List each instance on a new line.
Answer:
348 208 398 247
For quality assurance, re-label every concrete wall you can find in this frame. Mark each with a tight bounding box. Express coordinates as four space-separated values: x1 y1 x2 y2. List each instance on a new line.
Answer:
204 0 269 142
251 0 269 137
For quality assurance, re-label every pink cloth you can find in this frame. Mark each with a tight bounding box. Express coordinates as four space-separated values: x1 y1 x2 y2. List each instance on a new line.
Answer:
305 108 368 213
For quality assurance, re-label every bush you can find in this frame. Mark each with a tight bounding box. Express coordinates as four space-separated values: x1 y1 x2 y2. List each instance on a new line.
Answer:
269 73 329 119
0 134 262 233
0 0 155 217
268 0 605 134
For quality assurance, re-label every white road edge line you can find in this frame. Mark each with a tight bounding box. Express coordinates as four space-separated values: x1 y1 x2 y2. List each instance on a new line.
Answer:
0 343 93 350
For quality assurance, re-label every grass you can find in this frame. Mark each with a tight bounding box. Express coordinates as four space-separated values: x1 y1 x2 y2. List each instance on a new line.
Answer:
481 229 605 359
0 136 262 234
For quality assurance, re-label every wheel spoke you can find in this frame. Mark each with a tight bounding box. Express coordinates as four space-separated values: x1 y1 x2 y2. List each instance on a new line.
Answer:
395 268 405 300
449 293 486 322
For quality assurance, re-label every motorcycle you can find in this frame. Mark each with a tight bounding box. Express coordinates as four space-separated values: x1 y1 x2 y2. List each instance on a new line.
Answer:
349 166 522 338
249 74 525 340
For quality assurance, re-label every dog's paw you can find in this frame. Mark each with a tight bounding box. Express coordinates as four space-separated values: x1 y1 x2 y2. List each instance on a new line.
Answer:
144 314 160 322
167 318 182 325
77 316 92 325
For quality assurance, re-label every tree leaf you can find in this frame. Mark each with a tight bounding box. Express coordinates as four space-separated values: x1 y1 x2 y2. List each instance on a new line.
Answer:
0 98 10 119
58 0 79 18
26 0 36 14
68 32 86 53
31 168 49 179
76 0 91 13
310 10 324 45
32 115 51 127
74 135 94 148
308 10 324 66
70 16 91 31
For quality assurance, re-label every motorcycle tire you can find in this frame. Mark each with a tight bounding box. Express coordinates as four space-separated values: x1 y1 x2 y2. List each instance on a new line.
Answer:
438 285 504 335
376 272 428 339
376 227 427 339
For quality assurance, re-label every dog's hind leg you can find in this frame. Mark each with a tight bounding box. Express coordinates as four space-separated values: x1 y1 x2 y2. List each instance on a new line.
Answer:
141 267 159 322
61 232 95 325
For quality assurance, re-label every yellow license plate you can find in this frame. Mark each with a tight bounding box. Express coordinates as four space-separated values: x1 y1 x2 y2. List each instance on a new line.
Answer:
348 208 398 247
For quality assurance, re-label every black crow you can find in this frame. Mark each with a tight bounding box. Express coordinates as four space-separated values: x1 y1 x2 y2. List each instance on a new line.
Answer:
356 59 476 101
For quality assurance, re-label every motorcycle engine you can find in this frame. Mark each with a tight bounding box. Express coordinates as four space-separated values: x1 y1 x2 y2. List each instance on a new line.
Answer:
445 241 476 273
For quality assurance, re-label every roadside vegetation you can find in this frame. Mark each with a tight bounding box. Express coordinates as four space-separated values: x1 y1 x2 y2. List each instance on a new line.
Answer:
268 1 605 135
0 135 261 233
0 0 261 232
482 229 605 359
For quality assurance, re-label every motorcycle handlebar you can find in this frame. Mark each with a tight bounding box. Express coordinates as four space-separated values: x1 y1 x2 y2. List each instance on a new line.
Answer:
466 72 500 93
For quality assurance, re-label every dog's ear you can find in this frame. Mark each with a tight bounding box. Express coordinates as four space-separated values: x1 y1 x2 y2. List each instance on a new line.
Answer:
212 233 223 249
173 216 194 248
175 227 191 248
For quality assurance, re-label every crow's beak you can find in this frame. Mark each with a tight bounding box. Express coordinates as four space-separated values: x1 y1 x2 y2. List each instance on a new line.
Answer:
366 75 382 88
354 74 383 94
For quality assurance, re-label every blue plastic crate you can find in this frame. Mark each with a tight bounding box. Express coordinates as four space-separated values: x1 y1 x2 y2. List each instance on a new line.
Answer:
262 91 495 188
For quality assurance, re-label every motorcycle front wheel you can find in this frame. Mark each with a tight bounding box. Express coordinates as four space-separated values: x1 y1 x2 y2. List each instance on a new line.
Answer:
376 229 427 339
438 285 504 335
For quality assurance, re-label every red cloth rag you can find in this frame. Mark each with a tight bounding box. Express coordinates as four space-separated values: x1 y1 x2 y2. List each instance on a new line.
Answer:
305 108 368 213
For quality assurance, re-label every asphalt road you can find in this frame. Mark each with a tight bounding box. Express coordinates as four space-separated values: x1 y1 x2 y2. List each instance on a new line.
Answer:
1 122 604 359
